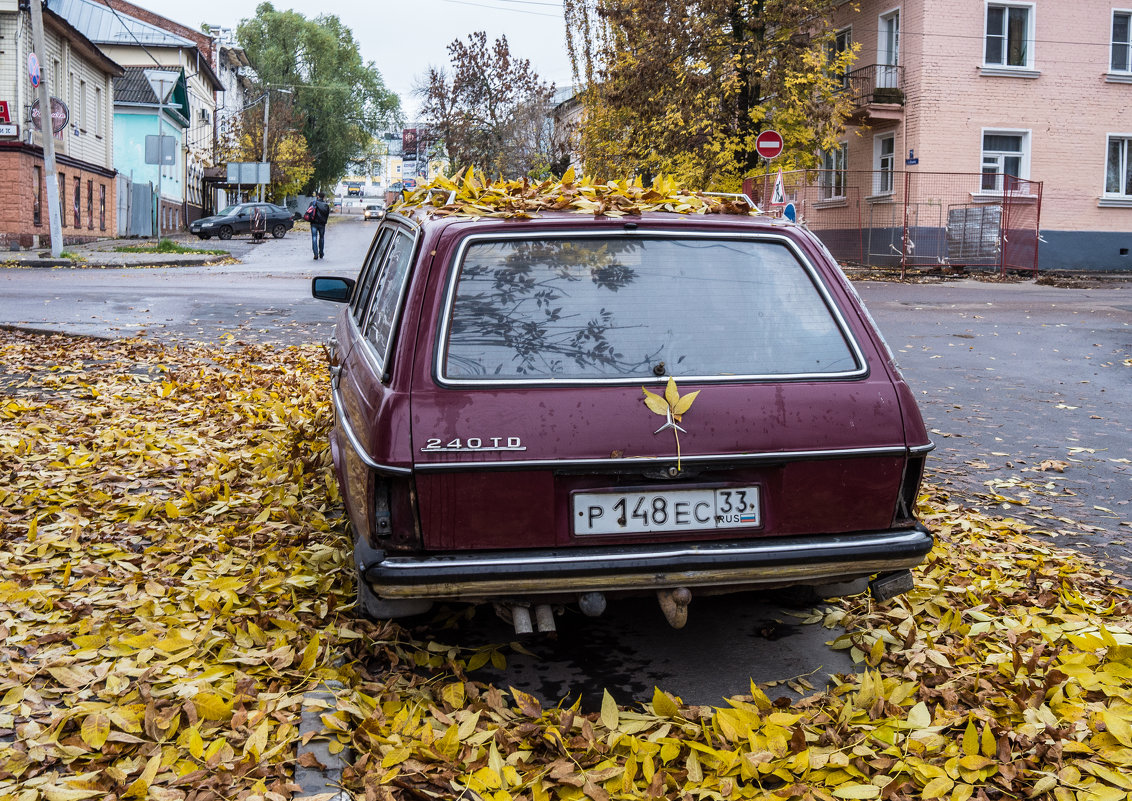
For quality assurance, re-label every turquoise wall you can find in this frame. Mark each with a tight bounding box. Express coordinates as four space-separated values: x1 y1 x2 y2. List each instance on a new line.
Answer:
114 109 184 200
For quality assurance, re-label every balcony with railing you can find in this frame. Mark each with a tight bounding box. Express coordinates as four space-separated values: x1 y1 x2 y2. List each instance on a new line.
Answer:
842 64 905 122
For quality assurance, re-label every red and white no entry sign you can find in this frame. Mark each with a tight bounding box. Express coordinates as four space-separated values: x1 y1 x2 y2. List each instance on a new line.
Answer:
755 130 784 160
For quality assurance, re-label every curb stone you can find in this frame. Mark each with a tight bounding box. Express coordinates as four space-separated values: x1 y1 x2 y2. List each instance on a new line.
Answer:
7 256 228 269
296 680 352 800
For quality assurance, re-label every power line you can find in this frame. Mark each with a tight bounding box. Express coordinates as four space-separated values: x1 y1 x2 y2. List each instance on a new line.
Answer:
480 0 563 6
101 2 164 68
437 0 562 18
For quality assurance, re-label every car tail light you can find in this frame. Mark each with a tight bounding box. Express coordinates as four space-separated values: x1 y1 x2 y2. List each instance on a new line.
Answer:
372 475 421 553
893 454 925 527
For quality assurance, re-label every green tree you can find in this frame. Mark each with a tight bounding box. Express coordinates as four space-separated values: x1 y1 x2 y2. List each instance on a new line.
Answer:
418 32 568 179
563 0 858 190
216 94 314 201
238 3 401 191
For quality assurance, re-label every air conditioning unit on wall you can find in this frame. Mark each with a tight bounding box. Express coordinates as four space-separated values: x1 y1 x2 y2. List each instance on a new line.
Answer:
199 109 211 124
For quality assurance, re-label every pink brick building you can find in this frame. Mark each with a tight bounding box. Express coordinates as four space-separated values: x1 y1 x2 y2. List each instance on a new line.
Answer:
825 0 1132 269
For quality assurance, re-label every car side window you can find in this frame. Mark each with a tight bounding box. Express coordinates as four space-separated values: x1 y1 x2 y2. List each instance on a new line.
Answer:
350 228 394 325
364 231 415 364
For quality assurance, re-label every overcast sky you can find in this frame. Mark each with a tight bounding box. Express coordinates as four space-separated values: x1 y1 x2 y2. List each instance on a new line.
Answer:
141 0 574 119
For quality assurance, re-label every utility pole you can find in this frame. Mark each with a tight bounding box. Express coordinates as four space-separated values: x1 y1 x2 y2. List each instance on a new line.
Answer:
259 91 270 202
29 0 63 258
258 87 291 202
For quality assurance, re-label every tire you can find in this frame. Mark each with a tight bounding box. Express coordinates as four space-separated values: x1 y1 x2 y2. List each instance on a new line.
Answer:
271 224 287 239
218 225 233 240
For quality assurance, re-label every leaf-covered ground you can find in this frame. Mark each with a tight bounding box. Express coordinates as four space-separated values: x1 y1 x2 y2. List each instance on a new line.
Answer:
2 330 1131 801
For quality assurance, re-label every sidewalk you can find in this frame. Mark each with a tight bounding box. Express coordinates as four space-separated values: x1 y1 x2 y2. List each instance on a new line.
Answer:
0 231 242 269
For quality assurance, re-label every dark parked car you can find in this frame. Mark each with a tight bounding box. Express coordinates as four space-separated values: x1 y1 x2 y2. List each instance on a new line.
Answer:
312 208 933 631
190 203 295 240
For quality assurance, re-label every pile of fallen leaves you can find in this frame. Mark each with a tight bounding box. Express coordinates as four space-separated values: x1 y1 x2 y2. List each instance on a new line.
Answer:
3 330 1131 801
392 168 760 219
0 331 359 800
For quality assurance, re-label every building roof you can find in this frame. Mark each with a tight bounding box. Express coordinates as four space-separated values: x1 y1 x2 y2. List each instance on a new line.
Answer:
113 66 190 127
42 5 124 78
48 0 196 49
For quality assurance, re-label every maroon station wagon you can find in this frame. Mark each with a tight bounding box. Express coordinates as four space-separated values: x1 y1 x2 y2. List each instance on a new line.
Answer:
312 208 934 632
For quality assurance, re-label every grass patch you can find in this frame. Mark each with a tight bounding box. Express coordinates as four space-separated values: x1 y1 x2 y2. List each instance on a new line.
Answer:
112 238 228 255
58 250 87 262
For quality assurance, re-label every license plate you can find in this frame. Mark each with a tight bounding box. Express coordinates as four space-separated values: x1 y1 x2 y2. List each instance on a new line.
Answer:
573 486 761 536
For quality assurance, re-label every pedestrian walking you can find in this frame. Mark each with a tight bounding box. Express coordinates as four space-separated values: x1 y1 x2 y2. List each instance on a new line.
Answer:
309 191 330 260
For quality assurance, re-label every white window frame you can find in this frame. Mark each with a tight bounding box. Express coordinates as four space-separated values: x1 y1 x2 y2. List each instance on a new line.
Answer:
877 8 900 89
1109 10 1132 83
820 142 848 200
982 1 1038 76
873 133 896 196
1101 134 1132 205
830 26 852 89
979 128 1031 194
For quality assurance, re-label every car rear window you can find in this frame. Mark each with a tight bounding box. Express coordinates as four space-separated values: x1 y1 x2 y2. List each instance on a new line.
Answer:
441 235 861 381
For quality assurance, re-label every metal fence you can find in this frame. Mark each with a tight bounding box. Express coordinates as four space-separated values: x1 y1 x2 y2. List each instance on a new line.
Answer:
116 175 154 237
744 170 1043 277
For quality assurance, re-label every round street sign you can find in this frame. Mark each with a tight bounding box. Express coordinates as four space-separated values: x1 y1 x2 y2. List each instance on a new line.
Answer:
755 129 784 160
28 53 41 88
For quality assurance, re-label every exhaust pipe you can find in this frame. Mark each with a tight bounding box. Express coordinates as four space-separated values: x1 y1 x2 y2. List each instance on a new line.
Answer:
534 604 556 633
511 605 533 635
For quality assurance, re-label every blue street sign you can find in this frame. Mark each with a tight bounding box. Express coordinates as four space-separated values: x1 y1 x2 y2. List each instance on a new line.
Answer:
28 53 40 88
784 202 797 222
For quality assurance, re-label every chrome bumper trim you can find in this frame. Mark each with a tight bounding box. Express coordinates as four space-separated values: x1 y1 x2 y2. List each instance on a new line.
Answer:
412 444 909 472
361 526 933 600
331 382 411 476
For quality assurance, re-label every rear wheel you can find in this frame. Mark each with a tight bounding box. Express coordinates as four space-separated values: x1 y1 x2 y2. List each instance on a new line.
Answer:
218 225 233 240
271 223 287 239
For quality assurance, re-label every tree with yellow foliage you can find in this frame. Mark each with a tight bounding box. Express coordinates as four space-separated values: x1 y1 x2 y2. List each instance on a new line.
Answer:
217 96 314 202
564 0 858 190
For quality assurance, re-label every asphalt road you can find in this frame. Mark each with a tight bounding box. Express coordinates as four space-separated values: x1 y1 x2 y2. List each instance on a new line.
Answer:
860 279 1132 572
3 216 1129 708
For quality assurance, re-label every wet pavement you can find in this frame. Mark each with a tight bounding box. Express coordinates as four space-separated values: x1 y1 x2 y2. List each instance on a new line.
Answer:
3 223 1129 705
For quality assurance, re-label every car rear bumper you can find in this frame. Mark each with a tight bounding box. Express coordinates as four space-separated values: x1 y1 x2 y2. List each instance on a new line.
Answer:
358 525 934 600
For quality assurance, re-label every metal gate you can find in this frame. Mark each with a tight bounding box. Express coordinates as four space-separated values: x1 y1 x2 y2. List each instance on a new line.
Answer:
129 181 153 237
745 170 1043 277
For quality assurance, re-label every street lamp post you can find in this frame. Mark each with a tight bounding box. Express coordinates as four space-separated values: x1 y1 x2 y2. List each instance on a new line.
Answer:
258 87 292 202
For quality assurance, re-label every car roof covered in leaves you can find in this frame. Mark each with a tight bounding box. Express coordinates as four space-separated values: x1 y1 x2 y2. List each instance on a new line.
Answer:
390 206 799 239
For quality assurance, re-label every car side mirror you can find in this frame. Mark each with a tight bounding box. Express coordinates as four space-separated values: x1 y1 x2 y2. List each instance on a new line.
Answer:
312 276 354 303
238 211 247 217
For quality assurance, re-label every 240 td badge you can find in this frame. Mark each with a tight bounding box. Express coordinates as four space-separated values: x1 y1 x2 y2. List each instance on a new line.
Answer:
421 437 525 453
